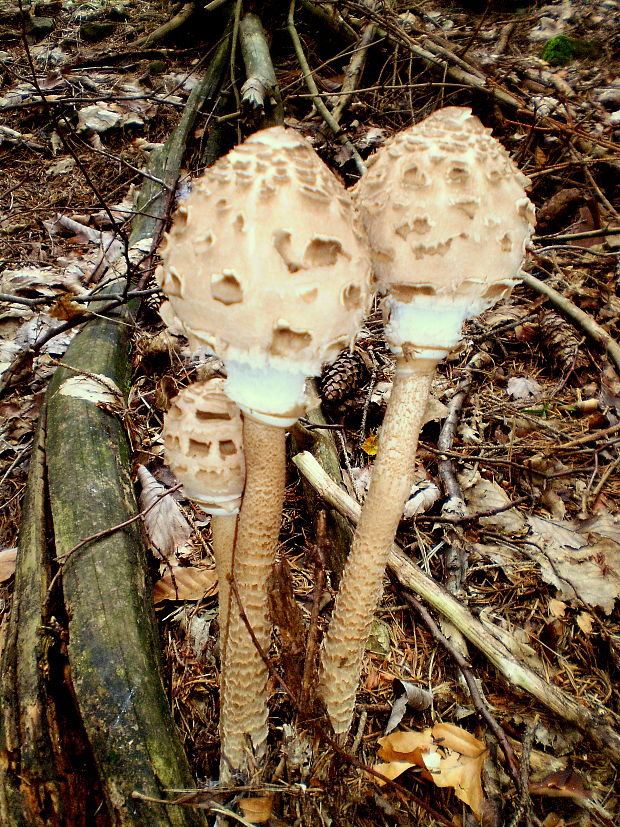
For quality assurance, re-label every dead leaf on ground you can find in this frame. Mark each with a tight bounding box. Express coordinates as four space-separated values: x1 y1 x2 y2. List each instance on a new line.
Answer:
238 795 274 824
529 767 591 802
0 547 17 582
576 612 594 634
548 598 567 618
527 516 620 614
375 723 487 818
506 376 543 400
461 475 528 535
385 679 433 734
153 565 217 603
138 465 192 561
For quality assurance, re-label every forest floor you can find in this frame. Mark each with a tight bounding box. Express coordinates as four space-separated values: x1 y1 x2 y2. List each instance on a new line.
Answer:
1 0 620 825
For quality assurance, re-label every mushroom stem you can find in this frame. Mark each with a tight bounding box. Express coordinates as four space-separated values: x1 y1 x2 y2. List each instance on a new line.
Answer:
220 416 286 774
319 356 436 735
211 513 237 746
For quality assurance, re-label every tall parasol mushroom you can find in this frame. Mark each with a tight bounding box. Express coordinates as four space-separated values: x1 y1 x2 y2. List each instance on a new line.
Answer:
157 125 371 774
319 107 536 736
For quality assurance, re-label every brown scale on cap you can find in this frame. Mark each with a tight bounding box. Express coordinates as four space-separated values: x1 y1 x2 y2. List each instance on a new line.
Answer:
354 107 535 355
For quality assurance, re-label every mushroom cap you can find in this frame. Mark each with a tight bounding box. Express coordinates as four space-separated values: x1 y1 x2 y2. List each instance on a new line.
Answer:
163 379 245 514
158 126 372 423
353 107 536 356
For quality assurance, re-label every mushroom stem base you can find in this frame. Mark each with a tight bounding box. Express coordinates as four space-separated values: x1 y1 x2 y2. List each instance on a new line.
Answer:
318 358 436 735
220 418 286 777
211 513 238 780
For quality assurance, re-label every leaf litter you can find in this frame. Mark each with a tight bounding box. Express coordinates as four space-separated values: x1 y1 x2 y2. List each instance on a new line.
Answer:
0 0 619 823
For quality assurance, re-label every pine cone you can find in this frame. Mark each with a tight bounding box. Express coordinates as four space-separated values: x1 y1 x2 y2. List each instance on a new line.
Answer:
320 349 368 403
143 274 166 314
538 310 588 374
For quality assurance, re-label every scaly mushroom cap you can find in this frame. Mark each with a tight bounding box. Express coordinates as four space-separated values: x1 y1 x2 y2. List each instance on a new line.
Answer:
163 379 245 514
158 126 372 424
353 107 536 357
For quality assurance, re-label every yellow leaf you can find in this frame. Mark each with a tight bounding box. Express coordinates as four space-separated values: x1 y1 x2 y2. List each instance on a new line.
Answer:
361 434 378 456
422 742 485 818
238 795 273 823
373 760 417 786
432 722 487 759
378 729 433 761
375 724 488 819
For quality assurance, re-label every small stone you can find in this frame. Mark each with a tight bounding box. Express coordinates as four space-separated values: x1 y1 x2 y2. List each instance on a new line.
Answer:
107 4 130 21
79 20 115 42
147 60 168 75
27 16 55 41
0 5 23 25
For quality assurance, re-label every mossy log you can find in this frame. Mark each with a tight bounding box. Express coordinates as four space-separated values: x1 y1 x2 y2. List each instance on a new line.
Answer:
0 412 98 826
0 27 232 827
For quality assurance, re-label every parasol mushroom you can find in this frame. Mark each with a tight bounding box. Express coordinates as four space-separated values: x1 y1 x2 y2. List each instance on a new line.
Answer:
319 106 536 735
163 377 244 709
157 125 371 774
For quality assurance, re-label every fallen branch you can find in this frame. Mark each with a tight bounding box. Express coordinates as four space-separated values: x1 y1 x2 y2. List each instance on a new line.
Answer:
533 226 620 243
331 7 378 125
0 411 95 825
239 12 283 126
293 450 620 764
128 2 196 49
288 0 366 175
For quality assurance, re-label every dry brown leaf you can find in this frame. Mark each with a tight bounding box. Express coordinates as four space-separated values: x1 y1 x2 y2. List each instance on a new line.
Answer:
0 547 17 582
238 795 274 824
374 760 419 783
49 293 85 321
378 728 434 761
529 767 591 801
576 612 594 634
138 465 192 561
527 516 620 614
376 724 488 818
461 475 528 535
548 599 567 618
153 565 217 603
433 722 486 759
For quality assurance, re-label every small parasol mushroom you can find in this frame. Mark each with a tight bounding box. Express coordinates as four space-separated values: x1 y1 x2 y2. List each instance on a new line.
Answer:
319 107 536 736
158 125 371 774
163 377 245 725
